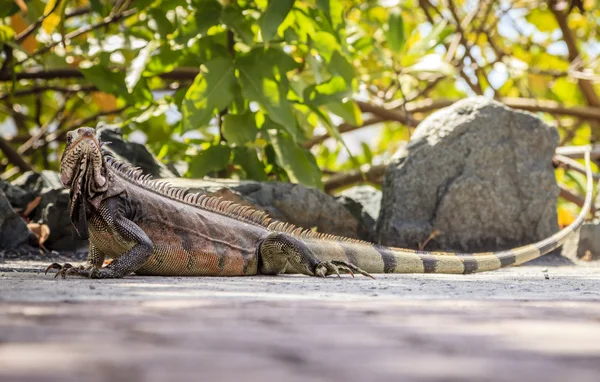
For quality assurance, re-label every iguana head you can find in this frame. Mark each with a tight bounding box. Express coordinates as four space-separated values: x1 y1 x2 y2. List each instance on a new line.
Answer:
60 127 109 237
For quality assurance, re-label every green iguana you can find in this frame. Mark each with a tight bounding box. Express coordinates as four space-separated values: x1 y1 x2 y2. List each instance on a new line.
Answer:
46 127 593 279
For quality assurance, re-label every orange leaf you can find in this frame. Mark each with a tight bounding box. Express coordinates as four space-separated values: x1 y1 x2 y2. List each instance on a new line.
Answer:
557 206 576 228
10 14 36 53
27 223 50 247
23 196 41 217
92 92 118 112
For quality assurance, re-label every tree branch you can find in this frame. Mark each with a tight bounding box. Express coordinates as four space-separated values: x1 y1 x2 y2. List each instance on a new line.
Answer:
0 67 200 82
16 8 139 65
45 105 131 143
304 117 385 149
550 0 600 142
554 154 600 180
0 137 32 173
559 184 595 214
324 164 386 193
405 98 600 121
0 84 96 101
356 101 420 126
15 0 62 43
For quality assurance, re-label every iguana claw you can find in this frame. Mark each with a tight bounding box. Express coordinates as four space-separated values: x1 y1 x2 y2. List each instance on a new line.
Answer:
45 262 73 278
44 263 108 278
314 260 375 279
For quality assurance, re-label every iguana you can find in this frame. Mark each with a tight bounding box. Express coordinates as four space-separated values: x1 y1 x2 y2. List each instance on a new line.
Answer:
46 127 593 279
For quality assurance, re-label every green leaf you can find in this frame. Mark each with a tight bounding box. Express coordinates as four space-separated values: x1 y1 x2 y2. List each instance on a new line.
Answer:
304 76 350 106
126 40 160 93
148 8 175 36
0 3 19 18
182 56 237 130
81 65 129 98
187 145 231 178
193 0 223 34
265 120 322 189
236 48 299 134
407 20 448 56
316 0 343 27
311 31 339 62
221 6 255 45
328 51 355 86
387 9 405 53
233 147 267 181
361 142 373 164
326 100 362 126
526 9 558 33
0 25 15 43
261 0 295 41
221 112 258 146
145 45 183 75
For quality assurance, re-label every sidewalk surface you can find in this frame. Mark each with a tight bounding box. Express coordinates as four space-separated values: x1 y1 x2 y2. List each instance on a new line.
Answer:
1 261 600 382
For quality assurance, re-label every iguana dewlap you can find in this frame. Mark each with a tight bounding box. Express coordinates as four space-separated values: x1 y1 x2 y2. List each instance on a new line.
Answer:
47 127 593 279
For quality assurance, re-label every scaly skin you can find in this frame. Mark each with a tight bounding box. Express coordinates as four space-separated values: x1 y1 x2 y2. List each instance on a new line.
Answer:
47 128 593 279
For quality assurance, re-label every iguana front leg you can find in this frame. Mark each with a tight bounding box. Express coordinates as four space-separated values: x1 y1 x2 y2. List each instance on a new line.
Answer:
46 243 106 278
47 215 153 279
259 233 374 278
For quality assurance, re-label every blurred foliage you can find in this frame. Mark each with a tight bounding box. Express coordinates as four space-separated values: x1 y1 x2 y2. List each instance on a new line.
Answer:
0 0 599 221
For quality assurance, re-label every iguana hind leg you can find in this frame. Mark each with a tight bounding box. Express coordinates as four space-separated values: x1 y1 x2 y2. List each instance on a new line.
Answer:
259 232 373 279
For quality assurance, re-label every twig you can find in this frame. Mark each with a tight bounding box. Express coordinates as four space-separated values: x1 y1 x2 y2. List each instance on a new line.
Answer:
404 98 600 121
304 117 385 148
550 0 600 142
356 101 420 126
16 8 139 65
46 105 130 142
555 145 600 159
559 184 595 214
324 164 386 193
15 0 62 43
0 67 200 82
0 137 32 173
18 102 69 155
0 84 96 101
65 6 92 19
554 154 600 180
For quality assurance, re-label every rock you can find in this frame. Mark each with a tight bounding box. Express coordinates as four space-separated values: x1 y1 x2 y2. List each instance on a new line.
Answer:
335 185 382 242
0 188 37 249
0 178 36 212
164 178 367 240
377 97 560 256
97 124 178 178
11 171 87 251
574 222 600 261
12 170 63 194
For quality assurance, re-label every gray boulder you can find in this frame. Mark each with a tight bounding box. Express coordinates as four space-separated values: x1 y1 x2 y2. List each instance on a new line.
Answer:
574 222 600 261
0 177 36 212
165 178 366 240
12 171 87 251
377 97 560 257
335 185 382 242
97 125 178 178
0 188 37 249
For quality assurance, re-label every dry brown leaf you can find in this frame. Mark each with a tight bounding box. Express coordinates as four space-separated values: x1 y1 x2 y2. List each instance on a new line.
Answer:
10 14 37 53
23 196 41 217
27 223 50 249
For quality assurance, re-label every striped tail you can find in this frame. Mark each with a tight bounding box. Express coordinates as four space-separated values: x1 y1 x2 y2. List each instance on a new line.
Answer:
305 151 593 274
